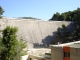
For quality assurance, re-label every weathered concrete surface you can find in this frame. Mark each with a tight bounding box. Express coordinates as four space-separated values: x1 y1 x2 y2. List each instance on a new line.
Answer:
0 18 72 49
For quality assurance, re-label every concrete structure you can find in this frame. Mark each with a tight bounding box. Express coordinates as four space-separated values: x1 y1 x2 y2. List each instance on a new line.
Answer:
21 48 51 60
0 18 73 49
50 41 80 60
27 48 51 60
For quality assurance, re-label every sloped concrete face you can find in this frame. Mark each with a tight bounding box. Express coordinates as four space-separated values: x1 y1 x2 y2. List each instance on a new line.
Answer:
0 18 71 49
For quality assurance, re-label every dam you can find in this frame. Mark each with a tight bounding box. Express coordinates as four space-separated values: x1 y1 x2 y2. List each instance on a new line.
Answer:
0 18 72 49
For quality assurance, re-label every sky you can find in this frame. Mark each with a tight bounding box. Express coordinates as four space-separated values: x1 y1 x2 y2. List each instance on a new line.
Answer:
0 0 80 20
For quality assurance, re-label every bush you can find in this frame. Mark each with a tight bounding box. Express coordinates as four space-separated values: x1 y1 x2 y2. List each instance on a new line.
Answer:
0 26 27 60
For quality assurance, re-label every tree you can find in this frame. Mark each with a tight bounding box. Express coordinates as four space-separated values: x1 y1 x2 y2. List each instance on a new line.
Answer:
1 26 27 60
49 8 80 21
12 37 27 60
1 26 18 60
18 17 41 20
0 30 6 58
50 8 80 43
50 12 60 21
72 8 80 40
0 38 6 54
55 24 71 43
58 15 64 21
0 6 4 18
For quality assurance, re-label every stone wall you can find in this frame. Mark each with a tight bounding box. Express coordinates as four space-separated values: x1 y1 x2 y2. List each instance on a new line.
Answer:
0 18 72 49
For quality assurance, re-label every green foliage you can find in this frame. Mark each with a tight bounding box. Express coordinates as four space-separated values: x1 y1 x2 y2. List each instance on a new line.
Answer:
51 7 80 43
62 24 66 29
1 26 18 60
1 26 27 60
57 27 61 36
12 37 27 60
0 38 6 54
0 6 4 18
56 24 71 43
50 8 80 21
18 17 41 20
50 12 60 20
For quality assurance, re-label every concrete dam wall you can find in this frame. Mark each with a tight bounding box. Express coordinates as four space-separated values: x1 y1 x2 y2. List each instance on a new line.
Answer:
0 18 72 49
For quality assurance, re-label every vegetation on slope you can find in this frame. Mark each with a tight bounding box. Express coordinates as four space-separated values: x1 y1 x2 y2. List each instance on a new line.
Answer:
50 8 80 21
50 8 80 43
18 17 41 20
